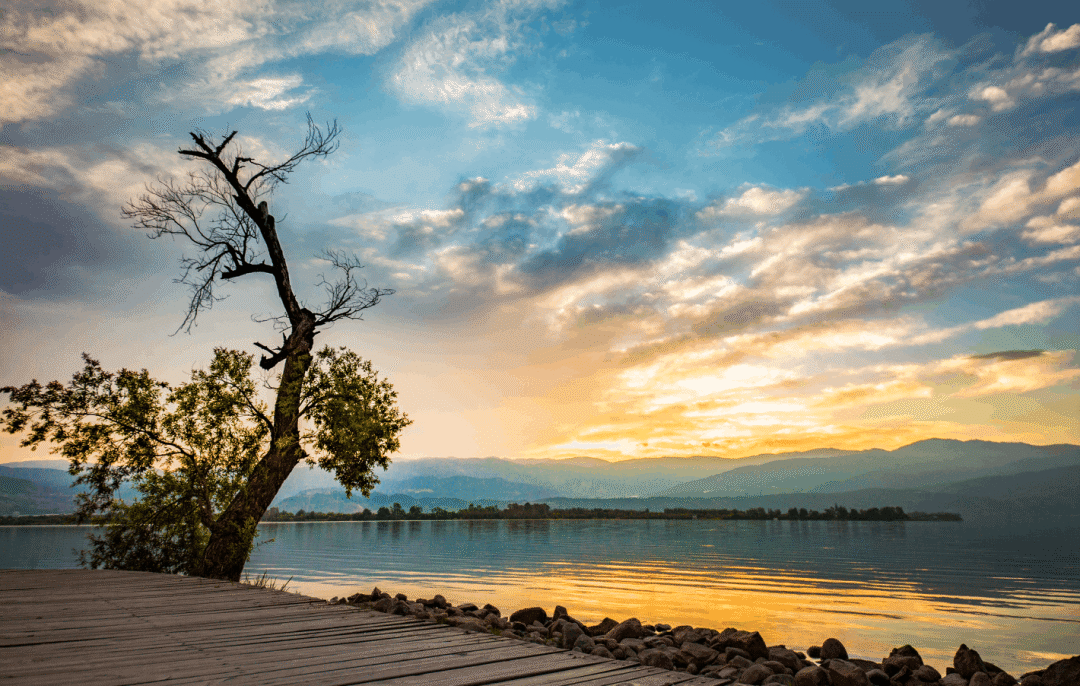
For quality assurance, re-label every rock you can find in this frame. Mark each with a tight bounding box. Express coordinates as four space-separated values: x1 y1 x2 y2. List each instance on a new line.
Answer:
588 617 619 637
884 645 924 676
654 623 672 632
591 645 615 659
985 663 1005 676
432 594 448 609
1019 676 1043 686
955 645 989 679
970 673 992 686
562 621 584 649
821 638 850 661
729 655 754 670
728 647 753 661
510 607 548 626
794 665 830 686
621 638 646 654
574 634 596 652
553 605 569 621
605 618 646 642
673 626 704 646
372 596 393 612
1034 656 1080 686
770 647 803 672
712 628 770 661
940 674 968 686
639 648 675 670
742 663 776 685
765 675 796 686
992 673 1018 686
395 593 408 601
457 618 489 633
850 659 881 673
808 646 822 659
866 668 890 686
764 660 791 675
482 603 500 617
680 642 720 668
914 664 942 682
827 659 871 686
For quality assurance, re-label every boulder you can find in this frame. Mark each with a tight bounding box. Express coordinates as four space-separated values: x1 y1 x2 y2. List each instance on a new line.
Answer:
431 594 448 609
621 638 646 654
727 647 753 661
482 603 500 617
372 597 393 612
866 668 890 686
574 634 596 652
821 638 850 661
711 628 770 660
395 593 409 601
680 642 720 668
741 663 776 685
955 645 990 679
884 645 924 676
561 621 584 649
456 618 489 633
1034 655 1080 686
591 645 615 659
914 664 942 682
940 674 968 686
827 659 871 686
1019 676 1044 686
970 673 992 686
764 675 797 686
673 626 704 646
992 673 1018 686
770 647 803 672
639 648 675 670
794 665 831 686
764 660 792 675
605 618 646 642
509 607 548 626
588 617 619 637
728 655 754 670
850 659 882 673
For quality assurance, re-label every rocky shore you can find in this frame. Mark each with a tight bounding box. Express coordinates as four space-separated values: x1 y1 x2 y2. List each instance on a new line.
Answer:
328 588 1078 686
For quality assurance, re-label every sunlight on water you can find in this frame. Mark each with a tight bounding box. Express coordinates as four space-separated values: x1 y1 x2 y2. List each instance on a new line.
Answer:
4 519 1077 676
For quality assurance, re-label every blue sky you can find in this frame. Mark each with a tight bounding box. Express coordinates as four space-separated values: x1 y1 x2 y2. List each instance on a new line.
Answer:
1 0 1078 462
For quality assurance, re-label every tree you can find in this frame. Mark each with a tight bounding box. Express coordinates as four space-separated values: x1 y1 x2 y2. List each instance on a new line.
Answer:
1 117 410 581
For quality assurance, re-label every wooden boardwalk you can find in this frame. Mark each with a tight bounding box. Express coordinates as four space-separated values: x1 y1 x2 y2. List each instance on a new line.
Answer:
0 569 723 686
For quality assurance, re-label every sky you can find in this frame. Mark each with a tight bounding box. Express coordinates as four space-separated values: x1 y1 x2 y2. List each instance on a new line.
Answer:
1 0 1079 464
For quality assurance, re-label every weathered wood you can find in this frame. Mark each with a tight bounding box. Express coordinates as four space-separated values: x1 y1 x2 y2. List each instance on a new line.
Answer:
0 570 725 686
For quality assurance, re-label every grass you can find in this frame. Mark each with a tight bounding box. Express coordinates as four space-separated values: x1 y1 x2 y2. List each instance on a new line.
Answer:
240 571 294 593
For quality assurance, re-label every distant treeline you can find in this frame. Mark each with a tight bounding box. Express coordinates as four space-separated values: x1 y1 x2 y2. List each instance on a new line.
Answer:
260 502 961 522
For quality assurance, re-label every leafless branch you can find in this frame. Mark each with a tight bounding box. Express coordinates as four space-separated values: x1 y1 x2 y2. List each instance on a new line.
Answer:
311 250 394 327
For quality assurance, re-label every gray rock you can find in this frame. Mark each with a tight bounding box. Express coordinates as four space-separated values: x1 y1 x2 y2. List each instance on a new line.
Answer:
970 673 992 686
605 618 646 642
850 659 881 673
562 621 584 649
509 607 547 626
940 674 968 686
866 668 890 686
712 628 770 661
591 645 615 659
588 617 619 636
955 645 989 679
574 634 596 652
1019 676 1043 686
741 663 776 685
431 594 448 608
827 659 871 686
680 642 720 668
914 664 942 682
821 638 850 661
1033 656 1080 686
372 596 393 612
769 647 802 672
639 648 675 670
794 665 830 686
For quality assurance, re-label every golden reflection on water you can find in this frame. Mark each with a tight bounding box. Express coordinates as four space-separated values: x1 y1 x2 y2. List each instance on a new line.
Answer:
248 520 1080 676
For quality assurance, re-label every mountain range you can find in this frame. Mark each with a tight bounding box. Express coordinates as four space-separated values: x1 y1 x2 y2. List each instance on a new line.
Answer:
3 439 1077 523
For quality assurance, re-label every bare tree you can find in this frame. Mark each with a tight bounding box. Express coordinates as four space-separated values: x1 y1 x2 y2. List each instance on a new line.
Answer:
122 116 394 580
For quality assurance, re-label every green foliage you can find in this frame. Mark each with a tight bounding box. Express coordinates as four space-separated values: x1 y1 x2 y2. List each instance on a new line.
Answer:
1 346 409 574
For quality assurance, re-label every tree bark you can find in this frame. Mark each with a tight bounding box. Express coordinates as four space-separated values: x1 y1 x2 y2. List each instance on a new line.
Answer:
198 310 315 581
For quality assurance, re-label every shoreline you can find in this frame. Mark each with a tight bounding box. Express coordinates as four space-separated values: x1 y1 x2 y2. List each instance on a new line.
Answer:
327 587 1076 686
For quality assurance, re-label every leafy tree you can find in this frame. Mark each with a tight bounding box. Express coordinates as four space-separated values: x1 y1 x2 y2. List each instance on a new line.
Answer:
1 118 410 581
1 346 408 576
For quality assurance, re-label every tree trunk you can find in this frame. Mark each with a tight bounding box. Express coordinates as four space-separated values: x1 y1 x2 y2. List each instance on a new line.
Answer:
198 314 315 581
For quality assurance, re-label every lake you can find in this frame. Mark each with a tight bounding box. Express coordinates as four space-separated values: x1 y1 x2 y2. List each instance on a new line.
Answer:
3 519 1077 676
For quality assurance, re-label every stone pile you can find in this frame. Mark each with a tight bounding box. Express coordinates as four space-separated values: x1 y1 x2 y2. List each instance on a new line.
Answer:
329 589 1079 686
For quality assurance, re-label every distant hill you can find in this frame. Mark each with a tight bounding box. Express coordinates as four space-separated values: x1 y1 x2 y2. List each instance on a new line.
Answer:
273 488 506 514
0 474 74 515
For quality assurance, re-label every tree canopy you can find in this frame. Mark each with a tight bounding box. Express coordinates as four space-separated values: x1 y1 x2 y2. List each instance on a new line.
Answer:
1 117 409 580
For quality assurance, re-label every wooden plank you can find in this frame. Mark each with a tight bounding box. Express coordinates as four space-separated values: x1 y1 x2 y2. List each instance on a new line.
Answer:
0 570 726 686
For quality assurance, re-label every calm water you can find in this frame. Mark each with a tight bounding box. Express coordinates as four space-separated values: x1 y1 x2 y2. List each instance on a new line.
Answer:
3 519 1077 675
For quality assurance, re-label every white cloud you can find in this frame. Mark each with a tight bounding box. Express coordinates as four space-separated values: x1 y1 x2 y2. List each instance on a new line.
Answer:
1022 23 1080 56
509 140 639 193
698 186 804 218
947 114 981 127
389 0 563 127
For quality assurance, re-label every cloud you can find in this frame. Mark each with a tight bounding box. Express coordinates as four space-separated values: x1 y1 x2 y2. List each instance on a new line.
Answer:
1022 23 1080 56
698 186 805 218
0 0 431 126
389 0 564 127
509 140 641 193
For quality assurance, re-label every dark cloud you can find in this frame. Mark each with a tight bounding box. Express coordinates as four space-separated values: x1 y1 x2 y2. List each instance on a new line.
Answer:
0 187 147 298
970 350 1045 361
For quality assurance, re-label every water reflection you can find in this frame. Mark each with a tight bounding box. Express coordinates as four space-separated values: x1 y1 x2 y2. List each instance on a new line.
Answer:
3 519 1076 676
